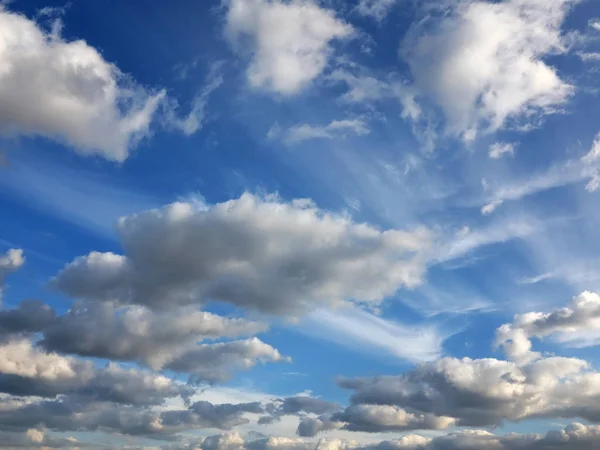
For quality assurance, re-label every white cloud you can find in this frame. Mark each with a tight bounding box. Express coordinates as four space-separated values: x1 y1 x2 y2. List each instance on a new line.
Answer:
225 0 353 95
489 142 516 159
53 193 433 316
270 119 370 145
304 306 447 363
165 62 224 136
403 0 576 140
334 293 600 430
0 7 166 161
356 0 398 21
590 19 600 31
496 291 600 359
0 248 24 302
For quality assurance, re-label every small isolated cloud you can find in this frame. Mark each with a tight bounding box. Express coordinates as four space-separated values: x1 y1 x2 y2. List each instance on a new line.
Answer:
489 142 516 159
590 19 600 31
403 0 576 140
481 199 503 215
225 0 353 95
356 0 397 21
270 119 370 145
0 248 24 302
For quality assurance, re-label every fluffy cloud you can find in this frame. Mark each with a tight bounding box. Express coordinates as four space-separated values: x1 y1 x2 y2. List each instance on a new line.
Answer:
403 0 577 140
268 119 370 145
53 193 432 316
331 404 455 433
0 338 193 405
496 291 600 362
334 293 600 430
225 0 353 95
164 337 289 383
0 7 166 161
39 301 266 371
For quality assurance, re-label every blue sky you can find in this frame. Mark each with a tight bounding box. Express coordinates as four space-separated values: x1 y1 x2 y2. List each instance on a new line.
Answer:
2 0 600 449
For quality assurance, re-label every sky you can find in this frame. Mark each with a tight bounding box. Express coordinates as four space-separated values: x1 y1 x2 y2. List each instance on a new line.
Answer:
2 0 600 448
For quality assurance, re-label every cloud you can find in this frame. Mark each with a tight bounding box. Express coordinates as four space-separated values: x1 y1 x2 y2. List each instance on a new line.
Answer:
303 306 447 363
489 142 516 159
0 429 81 448
356 0 397 21
334 293 600 429
0 7 165 161
496 291 600 361
331 404 455 433
39 301 266 372
53 193 433 316
164 337 290 383
225 0 353 95
480 138 600 214
165 62 224 136
0 248 24 302
0 396 263 438
269 119 370 145
165 423 600 450
0 300 55 338
0 338 193 405
403 0 577 140
297 416 343 437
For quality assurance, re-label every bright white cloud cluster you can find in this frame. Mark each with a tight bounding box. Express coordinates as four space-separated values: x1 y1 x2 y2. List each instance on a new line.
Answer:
404 0 577 140
225 0 353 95
54 193 432 315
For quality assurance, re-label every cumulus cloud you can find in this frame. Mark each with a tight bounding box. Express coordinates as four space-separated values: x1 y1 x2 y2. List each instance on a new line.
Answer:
225 0 353 95
403 0 577 140
166 424 600 450
39 301 266 371
496 291 600 361
331 404 455 433
0 338 193 405
269 119 370 145
53 193 432 316
0 396 264 438
0 7 166 161
334 293 600 429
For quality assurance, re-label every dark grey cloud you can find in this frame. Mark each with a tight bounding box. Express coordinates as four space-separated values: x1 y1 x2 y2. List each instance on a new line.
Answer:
53 193 432 316
0 300 55 339
0 396 264 439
